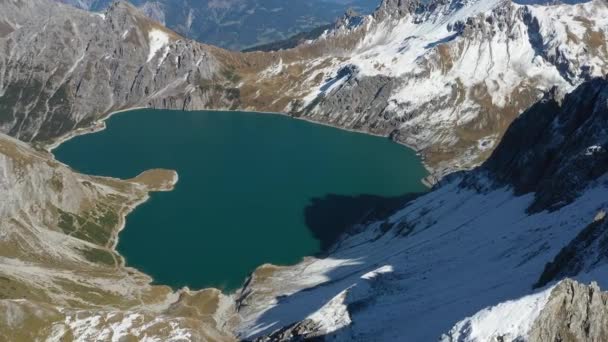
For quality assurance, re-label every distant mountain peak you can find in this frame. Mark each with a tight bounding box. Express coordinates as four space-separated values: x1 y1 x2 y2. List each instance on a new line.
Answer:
372 0 509 21
374 0 423 19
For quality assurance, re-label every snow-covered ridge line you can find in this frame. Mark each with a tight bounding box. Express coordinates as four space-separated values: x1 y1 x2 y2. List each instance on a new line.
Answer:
291 0 608 178
441 285 555 342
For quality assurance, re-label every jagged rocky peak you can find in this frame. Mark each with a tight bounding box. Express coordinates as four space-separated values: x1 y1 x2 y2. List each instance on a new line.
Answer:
103 0 179 42
374 0 424 20
333 6 366 31
373 0 508 22
105 0 165 27
443 279 608 341
446 0 514 34
529 279 608 341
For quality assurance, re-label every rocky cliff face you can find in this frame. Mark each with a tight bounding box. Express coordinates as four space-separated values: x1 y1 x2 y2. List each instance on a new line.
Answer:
0 0 236 143
478 77 608 213
529 279 608 342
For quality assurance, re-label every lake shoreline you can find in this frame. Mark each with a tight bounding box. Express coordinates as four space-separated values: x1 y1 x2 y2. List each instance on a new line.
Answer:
46 106 435 187
52 107 429 291
46 106 148 153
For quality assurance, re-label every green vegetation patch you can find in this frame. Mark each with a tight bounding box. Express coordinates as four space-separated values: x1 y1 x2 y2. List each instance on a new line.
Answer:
56 203 121 247
220 66 242 84
80 247 116 267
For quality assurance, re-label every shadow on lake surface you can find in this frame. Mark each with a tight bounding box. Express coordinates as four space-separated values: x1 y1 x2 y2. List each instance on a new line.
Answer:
304 192 423 252
239 191 425 340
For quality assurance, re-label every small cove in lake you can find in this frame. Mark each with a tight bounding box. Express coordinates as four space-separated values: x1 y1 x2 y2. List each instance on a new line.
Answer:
53 109 428 291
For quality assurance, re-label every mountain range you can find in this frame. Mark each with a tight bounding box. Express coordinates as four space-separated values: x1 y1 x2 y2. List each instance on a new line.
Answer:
54 0 381 50
1 0 608 340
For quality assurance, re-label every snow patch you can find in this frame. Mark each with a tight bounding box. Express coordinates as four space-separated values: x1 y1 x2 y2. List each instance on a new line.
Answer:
478 136 498 152
585 145 605 156
147 29 170 63
307 289 352 335
441 285 554 342
260 58 284 78
361 265 393 280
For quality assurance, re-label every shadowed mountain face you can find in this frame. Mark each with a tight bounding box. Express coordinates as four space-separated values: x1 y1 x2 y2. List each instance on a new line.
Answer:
479 78 608 213
304 193 422 251
55 0 381 50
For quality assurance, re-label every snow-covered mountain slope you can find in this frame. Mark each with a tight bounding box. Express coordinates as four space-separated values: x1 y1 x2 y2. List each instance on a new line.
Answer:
245 0 608 178
230 77 608 341
2 0 608 179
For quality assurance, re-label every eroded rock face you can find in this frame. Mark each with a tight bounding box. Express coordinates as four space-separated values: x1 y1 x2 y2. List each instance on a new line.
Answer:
252 319 325 342
529 279 608 342
0 0 233 143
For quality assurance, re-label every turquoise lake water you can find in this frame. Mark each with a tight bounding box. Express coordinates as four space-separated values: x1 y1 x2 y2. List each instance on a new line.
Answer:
53 109 427 291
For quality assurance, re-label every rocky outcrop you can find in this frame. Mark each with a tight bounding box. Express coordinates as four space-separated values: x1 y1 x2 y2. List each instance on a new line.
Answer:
441 279 608 342
373 0 423 20
252 319 325 342
530 279 608 342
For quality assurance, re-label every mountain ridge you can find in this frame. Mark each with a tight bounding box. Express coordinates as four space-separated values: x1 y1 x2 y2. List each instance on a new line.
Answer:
55 0 381 50
3 0 608 181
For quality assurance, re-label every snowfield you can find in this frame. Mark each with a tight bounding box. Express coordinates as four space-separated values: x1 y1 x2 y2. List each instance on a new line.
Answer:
237 174 608 340
147 29 170 63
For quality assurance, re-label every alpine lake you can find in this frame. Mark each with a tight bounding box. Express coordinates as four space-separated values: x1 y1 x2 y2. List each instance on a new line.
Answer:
54 109 428 291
